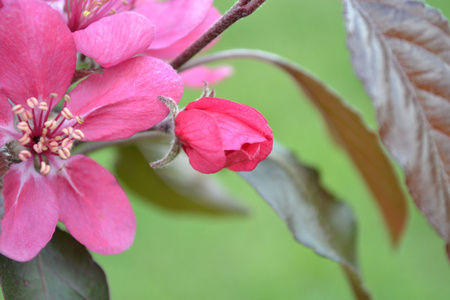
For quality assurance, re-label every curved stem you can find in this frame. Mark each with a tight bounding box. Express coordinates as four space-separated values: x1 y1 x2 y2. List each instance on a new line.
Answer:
170 0 267 70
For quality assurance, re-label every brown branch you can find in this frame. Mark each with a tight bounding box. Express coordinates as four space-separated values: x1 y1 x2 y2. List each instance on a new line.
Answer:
169 0 267 70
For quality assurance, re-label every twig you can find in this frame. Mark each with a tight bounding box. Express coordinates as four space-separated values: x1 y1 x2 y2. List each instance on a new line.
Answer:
169 0 267 70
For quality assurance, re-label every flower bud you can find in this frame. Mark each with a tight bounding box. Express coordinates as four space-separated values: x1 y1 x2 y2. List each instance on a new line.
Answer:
175 97 273 174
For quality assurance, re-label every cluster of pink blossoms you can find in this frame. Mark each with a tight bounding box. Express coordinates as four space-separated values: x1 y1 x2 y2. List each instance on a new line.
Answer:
0 0 272 262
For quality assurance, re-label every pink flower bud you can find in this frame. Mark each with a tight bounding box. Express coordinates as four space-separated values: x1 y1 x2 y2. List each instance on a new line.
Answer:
175 97 273 174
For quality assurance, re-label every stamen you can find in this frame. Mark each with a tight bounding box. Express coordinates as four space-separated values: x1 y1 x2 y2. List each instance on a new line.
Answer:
18 133 31 146
61 107 74 120
27 97 38 109
49 93 58 99
72 129 85 140
21 110 33 122
40 161 51 176
48 141 59 153
121 0 128 5
17 121 32 134
33 142 44 154
109 8 116 14
38 102 48 111
62 138 74 150
18 150 32 162
83 10 91 17
44 119 57 130
12 104 25 115
75 116 84 124
64 95 71 102
58 148 69 160
62 127 74 136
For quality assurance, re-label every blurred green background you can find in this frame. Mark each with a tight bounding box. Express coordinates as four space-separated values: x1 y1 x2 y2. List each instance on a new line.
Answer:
90 1 450 299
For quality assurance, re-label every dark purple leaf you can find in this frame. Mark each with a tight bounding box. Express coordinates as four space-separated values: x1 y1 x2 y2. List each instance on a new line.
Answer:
0 227 109 300
239 144 371 299
344 0 450 244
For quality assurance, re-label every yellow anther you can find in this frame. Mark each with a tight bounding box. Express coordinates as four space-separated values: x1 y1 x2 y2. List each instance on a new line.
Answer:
49 93 58 99
109 8 116 14
18 133 30 145
42 128 48 137
38 102 48 111
58 148 70 160
18 150 32 162
121 0 128 5
17 121 31 134
12 105 25 115
62 127 74 136
64 95 71 102
55 136 63 141
82 10 91 17
44 119 57 130
49 141 59 153
72 129 85 140
40 161 51 176
22 110 33 122
33 142 43 154
61 107 74 120
27 97 39 108
75 116 84 124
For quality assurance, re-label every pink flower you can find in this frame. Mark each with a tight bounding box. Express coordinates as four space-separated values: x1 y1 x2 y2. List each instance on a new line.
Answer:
174 97 273 174
56 0 232 85
0 0 183 261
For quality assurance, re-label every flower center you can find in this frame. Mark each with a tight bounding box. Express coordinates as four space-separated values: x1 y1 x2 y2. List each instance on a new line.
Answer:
66 0 132 31
12 94 84 175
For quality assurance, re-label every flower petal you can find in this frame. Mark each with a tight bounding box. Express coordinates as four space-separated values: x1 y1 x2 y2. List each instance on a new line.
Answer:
0 0 76 107
146 6 221 59
0 91 20 146
186 97 273 144
67 56 183 141
175 109 226 173
134 0 213 50
180 65 234 88
0 162 59 262
226 139 273 171
73 12 155 68
52 155 135 255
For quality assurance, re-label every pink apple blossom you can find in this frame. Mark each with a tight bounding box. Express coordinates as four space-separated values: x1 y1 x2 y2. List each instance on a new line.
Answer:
0 0 183 261
175 97 273 174
56 0 232 84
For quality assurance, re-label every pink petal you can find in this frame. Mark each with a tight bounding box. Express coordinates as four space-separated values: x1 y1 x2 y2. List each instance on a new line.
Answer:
226 139 273 171
73 12 155 68
175 109 226 173
52 155 135 255
146 6 221 59
67 56 183 141
134 0 213 50
0 162 59 262
0 91 20 146
180 65 234 88
187 98 272 140
0 0 76 108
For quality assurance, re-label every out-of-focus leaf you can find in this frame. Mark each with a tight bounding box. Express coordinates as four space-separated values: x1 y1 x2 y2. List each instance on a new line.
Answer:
181 49 408 245
344 0 450 244
0 227 109 300
239 144 370 299
115 135 247 216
